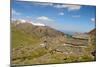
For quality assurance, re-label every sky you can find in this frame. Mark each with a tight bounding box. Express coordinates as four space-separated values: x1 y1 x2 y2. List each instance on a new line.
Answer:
12 0 96 33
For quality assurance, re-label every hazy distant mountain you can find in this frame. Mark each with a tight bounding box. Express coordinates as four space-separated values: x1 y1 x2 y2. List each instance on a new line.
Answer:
72 32 89 39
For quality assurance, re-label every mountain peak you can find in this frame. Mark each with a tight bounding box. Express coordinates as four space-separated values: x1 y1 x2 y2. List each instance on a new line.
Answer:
13 19 46 27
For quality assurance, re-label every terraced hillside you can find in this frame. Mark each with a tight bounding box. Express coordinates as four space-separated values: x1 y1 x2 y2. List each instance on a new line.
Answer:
11 21 96 65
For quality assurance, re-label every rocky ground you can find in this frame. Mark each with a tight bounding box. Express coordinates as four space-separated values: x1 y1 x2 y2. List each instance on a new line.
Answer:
11 21 96 66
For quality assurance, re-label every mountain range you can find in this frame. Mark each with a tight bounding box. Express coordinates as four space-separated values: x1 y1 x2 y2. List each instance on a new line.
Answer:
11 20 68 49
11 19 95 65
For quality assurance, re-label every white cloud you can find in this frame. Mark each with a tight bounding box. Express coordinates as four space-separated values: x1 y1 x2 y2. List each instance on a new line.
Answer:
67 5 81 11
19 19 26 23
54 4 81 11
72 15 80 18
34 2 53 6
36 16 53 21
32 23 45 26
33 16 55 27
91 18 95 22
12 9 21 15
59 12 64 16
54 4 69 8
32 2 81 11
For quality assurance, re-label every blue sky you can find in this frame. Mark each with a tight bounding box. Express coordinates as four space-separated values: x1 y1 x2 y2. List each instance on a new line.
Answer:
12 0 96 33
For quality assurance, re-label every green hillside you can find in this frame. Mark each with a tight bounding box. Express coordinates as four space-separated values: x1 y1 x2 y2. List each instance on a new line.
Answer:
11 21 95 65
11 27 40 48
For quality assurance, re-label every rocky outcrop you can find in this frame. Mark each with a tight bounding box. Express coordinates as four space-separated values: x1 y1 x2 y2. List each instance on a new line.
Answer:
88 28 96 45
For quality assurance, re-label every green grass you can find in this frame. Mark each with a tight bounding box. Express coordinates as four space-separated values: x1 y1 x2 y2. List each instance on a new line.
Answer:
26 48 47 60
11 26 96 65
11 28 40 48
52 54 94 63
11 27 48 64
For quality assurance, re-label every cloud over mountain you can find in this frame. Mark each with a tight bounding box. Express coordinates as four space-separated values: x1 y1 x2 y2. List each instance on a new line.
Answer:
36 16 53 21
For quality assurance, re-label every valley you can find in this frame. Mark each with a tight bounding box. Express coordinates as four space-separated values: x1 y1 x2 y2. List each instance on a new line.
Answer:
11 20 96 65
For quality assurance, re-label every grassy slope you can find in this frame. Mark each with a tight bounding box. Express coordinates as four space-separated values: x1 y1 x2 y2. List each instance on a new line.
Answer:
11 26 95 65
11 27 40 48
11 27 48 64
